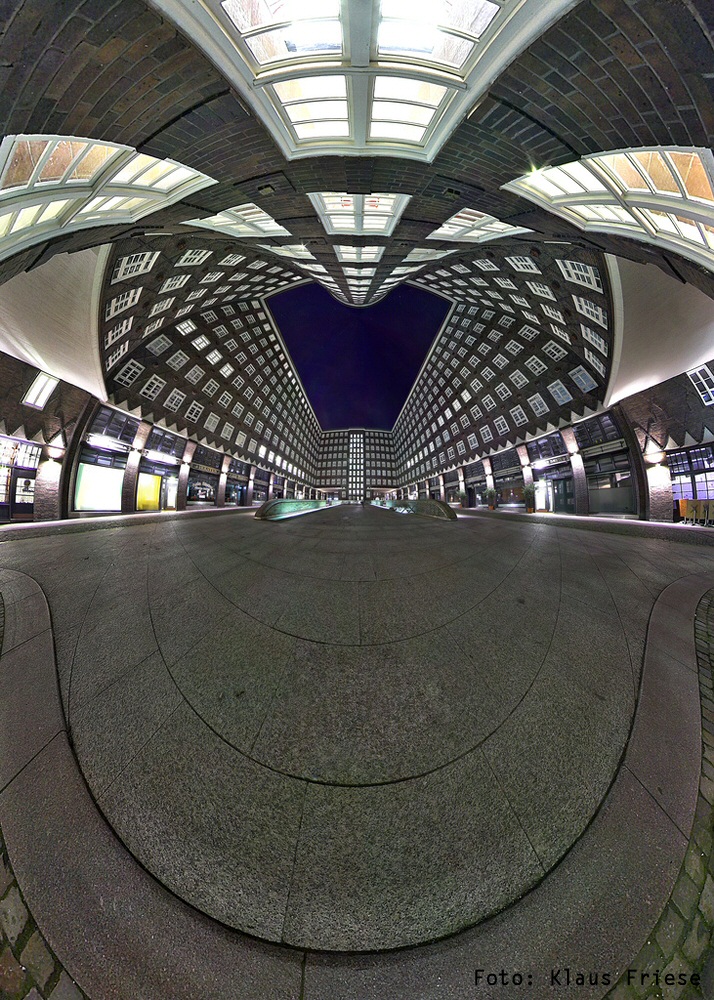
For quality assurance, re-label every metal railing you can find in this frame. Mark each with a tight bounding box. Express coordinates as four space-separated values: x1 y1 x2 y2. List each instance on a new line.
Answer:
370 499 457 521
254 498 338 520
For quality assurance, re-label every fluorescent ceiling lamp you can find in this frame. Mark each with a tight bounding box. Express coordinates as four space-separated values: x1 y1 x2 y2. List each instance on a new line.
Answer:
22 371 59 409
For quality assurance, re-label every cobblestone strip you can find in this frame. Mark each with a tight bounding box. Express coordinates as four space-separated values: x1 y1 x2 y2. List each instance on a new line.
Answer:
0 587 86 1000
605 591 714 1000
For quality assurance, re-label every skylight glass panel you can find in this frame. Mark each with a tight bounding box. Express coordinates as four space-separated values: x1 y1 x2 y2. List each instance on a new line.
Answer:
505 147 714 269
309 192 410 235
334 245 385 263
0 134 216 264
378 0 500 69
258 243 315 259
222 0 343 65
185 202 291 237
428 207 530 242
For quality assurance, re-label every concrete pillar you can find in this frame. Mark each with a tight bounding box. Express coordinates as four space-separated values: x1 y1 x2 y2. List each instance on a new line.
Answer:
268 473 275 500
457 467 466 503
246 466 256 506
57 396 100 520
613 403 671 521
217 454 230 507
560 427 589 516
516 444 533 488
121 420 152 514
438 474 446 502
483 457 494 491
177 440 196 511
33 445 64 521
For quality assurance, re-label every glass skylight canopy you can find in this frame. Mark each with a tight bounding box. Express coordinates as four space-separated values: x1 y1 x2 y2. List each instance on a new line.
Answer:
0 135 216 264
186 202 291 237
308 192 411 236
148 0 579 161
427 207 531 242
504 147 714 271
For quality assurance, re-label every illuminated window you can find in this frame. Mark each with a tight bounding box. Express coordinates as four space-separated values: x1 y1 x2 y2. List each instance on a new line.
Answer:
192 335 210 351
22 371 59 409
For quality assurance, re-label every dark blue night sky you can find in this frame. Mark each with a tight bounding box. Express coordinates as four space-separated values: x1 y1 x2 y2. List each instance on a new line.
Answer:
268 283 449 430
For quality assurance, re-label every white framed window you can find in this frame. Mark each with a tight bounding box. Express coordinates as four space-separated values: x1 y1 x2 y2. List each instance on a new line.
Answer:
481 426 493 442
167 350 189 371
186 365 204 384
495 382 511 400
518 324 539 341
231 402 244 419
541 303 565 324
505 255 540 273
472 259 499 271
569 365 598 392
219 363 234 379
139 375 166 401
192 334 209 351
494 415 509 435
186 288 207 300
483 394 496 411
201 272 224 284
482 367 494 381
524 355 547 376
22 370 59 409
203 379 219 397
176 248 213 266
526 280 555 299
573 295 608 328
112 251 160 282
105 342 129 370
584 348 607 378
160 274 189 293
104 316 133 348
547 379 573 404
510 369 529 388
205 349 222 365
175 305 193 318
114 359 145 386
217 391 232 408
510 404 528 426
493 353 508 369
185 400 204 421
688 365 714 405
146 334 172 355
149 297 174 317
528 393 549 416
105 287 141 319
467 433 478 450
176 319 196 336
543 340 567 361
204 412 220 432
556 259 603 291
142 318 164 338
164 388 186 412
581 324 608 355
505 339 523 355
221 422 235 440
550 324 571 344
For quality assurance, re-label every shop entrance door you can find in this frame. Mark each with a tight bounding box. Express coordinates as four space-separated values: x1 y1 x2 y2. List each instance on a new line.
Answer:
553 477 575 514
10 468 36 520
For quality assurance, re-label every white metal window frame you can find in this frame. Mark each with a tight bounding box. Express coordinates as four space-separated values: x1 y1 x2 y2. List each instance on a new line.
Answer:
147 0 577 162
0 134 215 265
